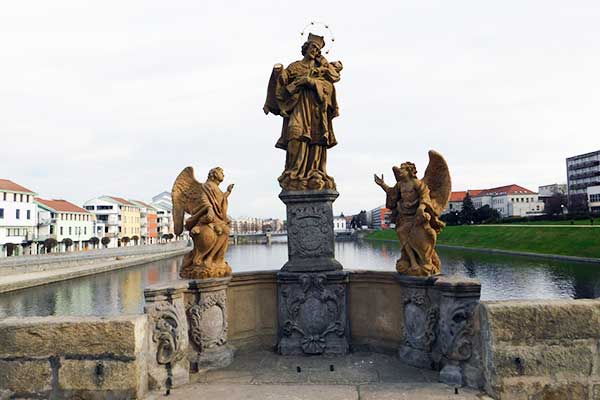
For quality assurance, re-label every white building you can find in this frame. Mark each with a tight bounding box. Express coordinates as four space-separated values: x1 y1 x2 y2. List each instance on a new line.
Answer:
151 191 174 239
443 190 484 215
36 198 95 252
333 214 348 232
538 183 567 198
472 184 544 218
0 179 38 256
83 196 121 247
588 185 600 213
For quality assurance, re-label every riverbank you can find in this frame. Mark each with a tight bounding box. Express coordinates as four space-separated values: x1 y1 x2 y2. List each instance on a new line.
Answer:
367 225 600 261
0 242 189 294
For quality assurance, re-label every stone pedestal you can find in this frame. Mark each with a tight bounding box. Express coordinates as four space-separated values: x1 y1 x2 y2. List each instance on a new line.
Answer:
279 190 342 272
185 277 234 372
396 275 440 369
144 281 190 391
435 277 481 387
277 190 349 355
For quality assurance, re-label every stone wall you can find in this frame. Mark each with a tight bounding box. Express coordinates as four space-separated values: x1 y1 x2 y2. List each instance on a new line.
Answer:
0 241 187 276
226 271 278 351
480 299 600 399
0 315 148 399
348 271 404 353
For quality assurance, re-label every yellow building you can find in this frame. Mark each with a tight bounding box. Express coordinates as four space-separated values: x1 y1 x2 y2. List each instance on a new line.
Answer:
107 197 141 240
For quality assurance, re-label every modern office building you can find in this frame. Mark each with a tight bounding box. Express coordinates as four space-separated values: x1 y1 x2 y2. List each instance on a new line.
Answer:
370 205 391 230
566 150 600 207
588 185 600 213
0 179 38 256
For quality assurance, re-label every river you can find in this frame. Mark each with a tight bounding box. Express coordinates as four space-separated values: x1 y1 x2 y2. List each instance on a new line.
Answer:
1 241 599 318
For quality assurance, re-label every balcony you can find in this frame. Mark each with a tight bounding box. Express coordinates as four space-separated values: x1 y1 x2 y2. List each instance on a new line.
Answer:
568 160 600 171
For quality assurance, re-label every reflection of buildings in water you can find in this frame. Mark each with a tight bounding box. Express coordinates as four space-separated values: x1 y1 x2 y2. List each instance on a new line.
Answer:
170 259 179 276
55 280 94 316
147 266 160 285
121 270 143 314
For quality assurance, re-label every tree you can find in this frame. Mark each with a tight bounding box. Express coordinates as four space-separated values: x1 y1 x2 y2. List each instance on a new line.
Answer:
474 205 501 224
162 233 170 242
544 193 568 216
63 238 73 251
121 236 130 246
131 235 139 245
44 238 58 253
569 194 589 214
101 237 111 248
89 237 100 249
167 233 174 241
459 193 476 224
5 243 16 257
441 211 460 226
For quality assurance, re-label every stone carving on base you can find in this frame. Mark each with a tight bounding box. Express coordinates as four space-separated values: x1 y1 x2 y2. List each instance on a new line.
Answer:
264 33 343 191
151 302 187 365
187 292 228 351
278 271 349 355
172 166 234 279
185 277 233 372
374 150 451 276
144 281 190 390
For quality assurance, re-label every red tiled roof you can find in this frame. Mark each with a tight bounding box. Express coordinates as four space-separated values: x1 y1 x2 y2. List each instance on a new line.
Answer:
108 196 135 206
36 198 90 214
475 184 535 197
0 179 35 194
449 190 484 202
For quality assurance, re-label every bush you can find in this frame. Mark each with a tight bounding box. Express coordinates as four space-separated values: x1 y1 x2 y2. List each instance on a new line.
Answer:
131 235 139 245
101 237 111 248
63 238 73 251
44 238 58 253
89 237 99 248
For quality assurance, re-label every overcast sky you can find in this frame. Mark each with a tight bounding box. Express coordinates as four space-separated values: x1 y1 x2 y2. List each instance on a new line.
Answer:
1 1 599 219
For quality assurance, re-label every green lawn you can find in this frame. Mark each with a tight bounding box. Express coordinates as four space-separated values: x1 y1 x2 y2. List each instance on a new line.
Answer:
367 226 600 259
506 218 600 226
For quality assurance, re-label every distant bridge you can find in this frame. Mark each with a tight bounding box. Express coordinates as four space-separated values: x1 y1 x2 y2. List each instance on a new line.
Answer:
230 230 355 245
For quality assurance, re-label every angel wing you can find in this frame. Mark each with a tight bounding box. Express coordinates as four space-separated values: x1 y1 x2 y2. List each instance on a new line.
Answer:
263 64 283 115
171 167 205 235
422 150 452 216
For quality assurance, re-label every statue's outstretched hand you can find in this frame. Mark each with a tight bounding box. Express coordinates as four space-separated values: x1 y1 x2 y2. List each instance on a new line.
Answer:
227 184 235 193
374 174 385 188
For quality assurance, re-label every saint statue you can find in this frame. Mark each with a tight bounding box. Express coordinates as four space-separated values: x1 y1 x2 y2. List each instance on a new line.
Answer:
172 166 234 279
374 151 452 276
264 33 343 191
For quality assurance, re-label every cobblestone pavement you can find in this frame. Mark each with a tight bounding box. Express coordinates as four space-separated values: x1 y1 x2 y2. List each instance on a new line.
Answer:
148 351 491 399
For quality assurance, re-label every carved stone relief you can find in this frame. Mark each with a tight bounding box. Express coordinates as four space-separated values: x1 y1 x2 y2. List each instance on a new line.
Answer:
187 292 228 352
403 291 439 353
150 302 188 365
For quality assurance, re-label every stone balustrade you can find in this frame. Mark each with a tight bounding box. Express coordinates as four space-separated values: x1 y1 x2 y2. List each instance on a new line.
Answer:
1 270 599 399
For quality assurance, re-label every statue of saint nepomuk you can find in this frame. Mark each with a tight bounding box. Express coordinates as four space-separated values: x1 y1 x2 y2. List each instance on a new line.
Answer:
172 167 234 279
374 151 452 276
264 33 343 191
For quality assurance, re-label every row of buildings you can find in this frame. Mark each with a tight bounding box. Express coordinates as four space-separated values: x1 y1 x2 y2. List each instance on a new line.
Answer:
0 179 175 256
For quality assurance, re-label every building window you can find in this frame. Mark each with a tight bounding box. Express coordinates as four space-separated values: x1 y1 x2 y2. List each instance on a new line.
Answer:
84 227 87 235
2 192 5 201
60 227 63 235
26 210 31 219
19 194 23 202
50 225 54 234
0 208 3 219
13 193 16 201
16 209 20 219
69 227 72 235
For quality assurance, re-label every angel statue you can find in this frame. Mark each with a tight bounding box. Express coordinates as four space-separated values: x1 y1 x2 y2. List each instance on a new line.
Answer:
263 33 343 191
172 166 234 279
374 151 451 277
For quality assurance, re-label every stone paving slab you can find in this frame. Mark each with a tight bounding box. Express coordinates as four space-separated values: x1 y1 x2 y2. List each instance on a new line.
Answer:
147 351 491 399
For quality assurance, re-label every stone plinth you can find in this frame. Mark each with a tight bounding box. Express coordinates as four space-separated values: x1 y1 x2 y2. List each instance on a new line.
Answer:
185 277 234 372
144 281 190 391
435 277 482 387
277 271 350 355
396 275 440 369
279 190 342 272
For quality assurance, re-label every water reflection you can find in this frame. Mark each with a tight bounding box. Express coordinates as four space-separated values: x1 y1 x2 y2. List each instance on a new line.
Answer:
0 242 598 318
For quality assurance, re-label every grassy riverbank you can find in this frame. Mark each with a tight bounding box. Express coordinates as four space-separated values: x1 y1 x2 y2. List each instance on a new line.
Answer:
367 225 600 259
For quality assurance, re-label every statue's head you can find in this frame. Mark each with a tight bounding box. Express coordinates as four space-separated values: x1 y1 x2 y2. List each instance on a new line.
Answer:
393 162 417 181
208 167 224 183
301 33 325 60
